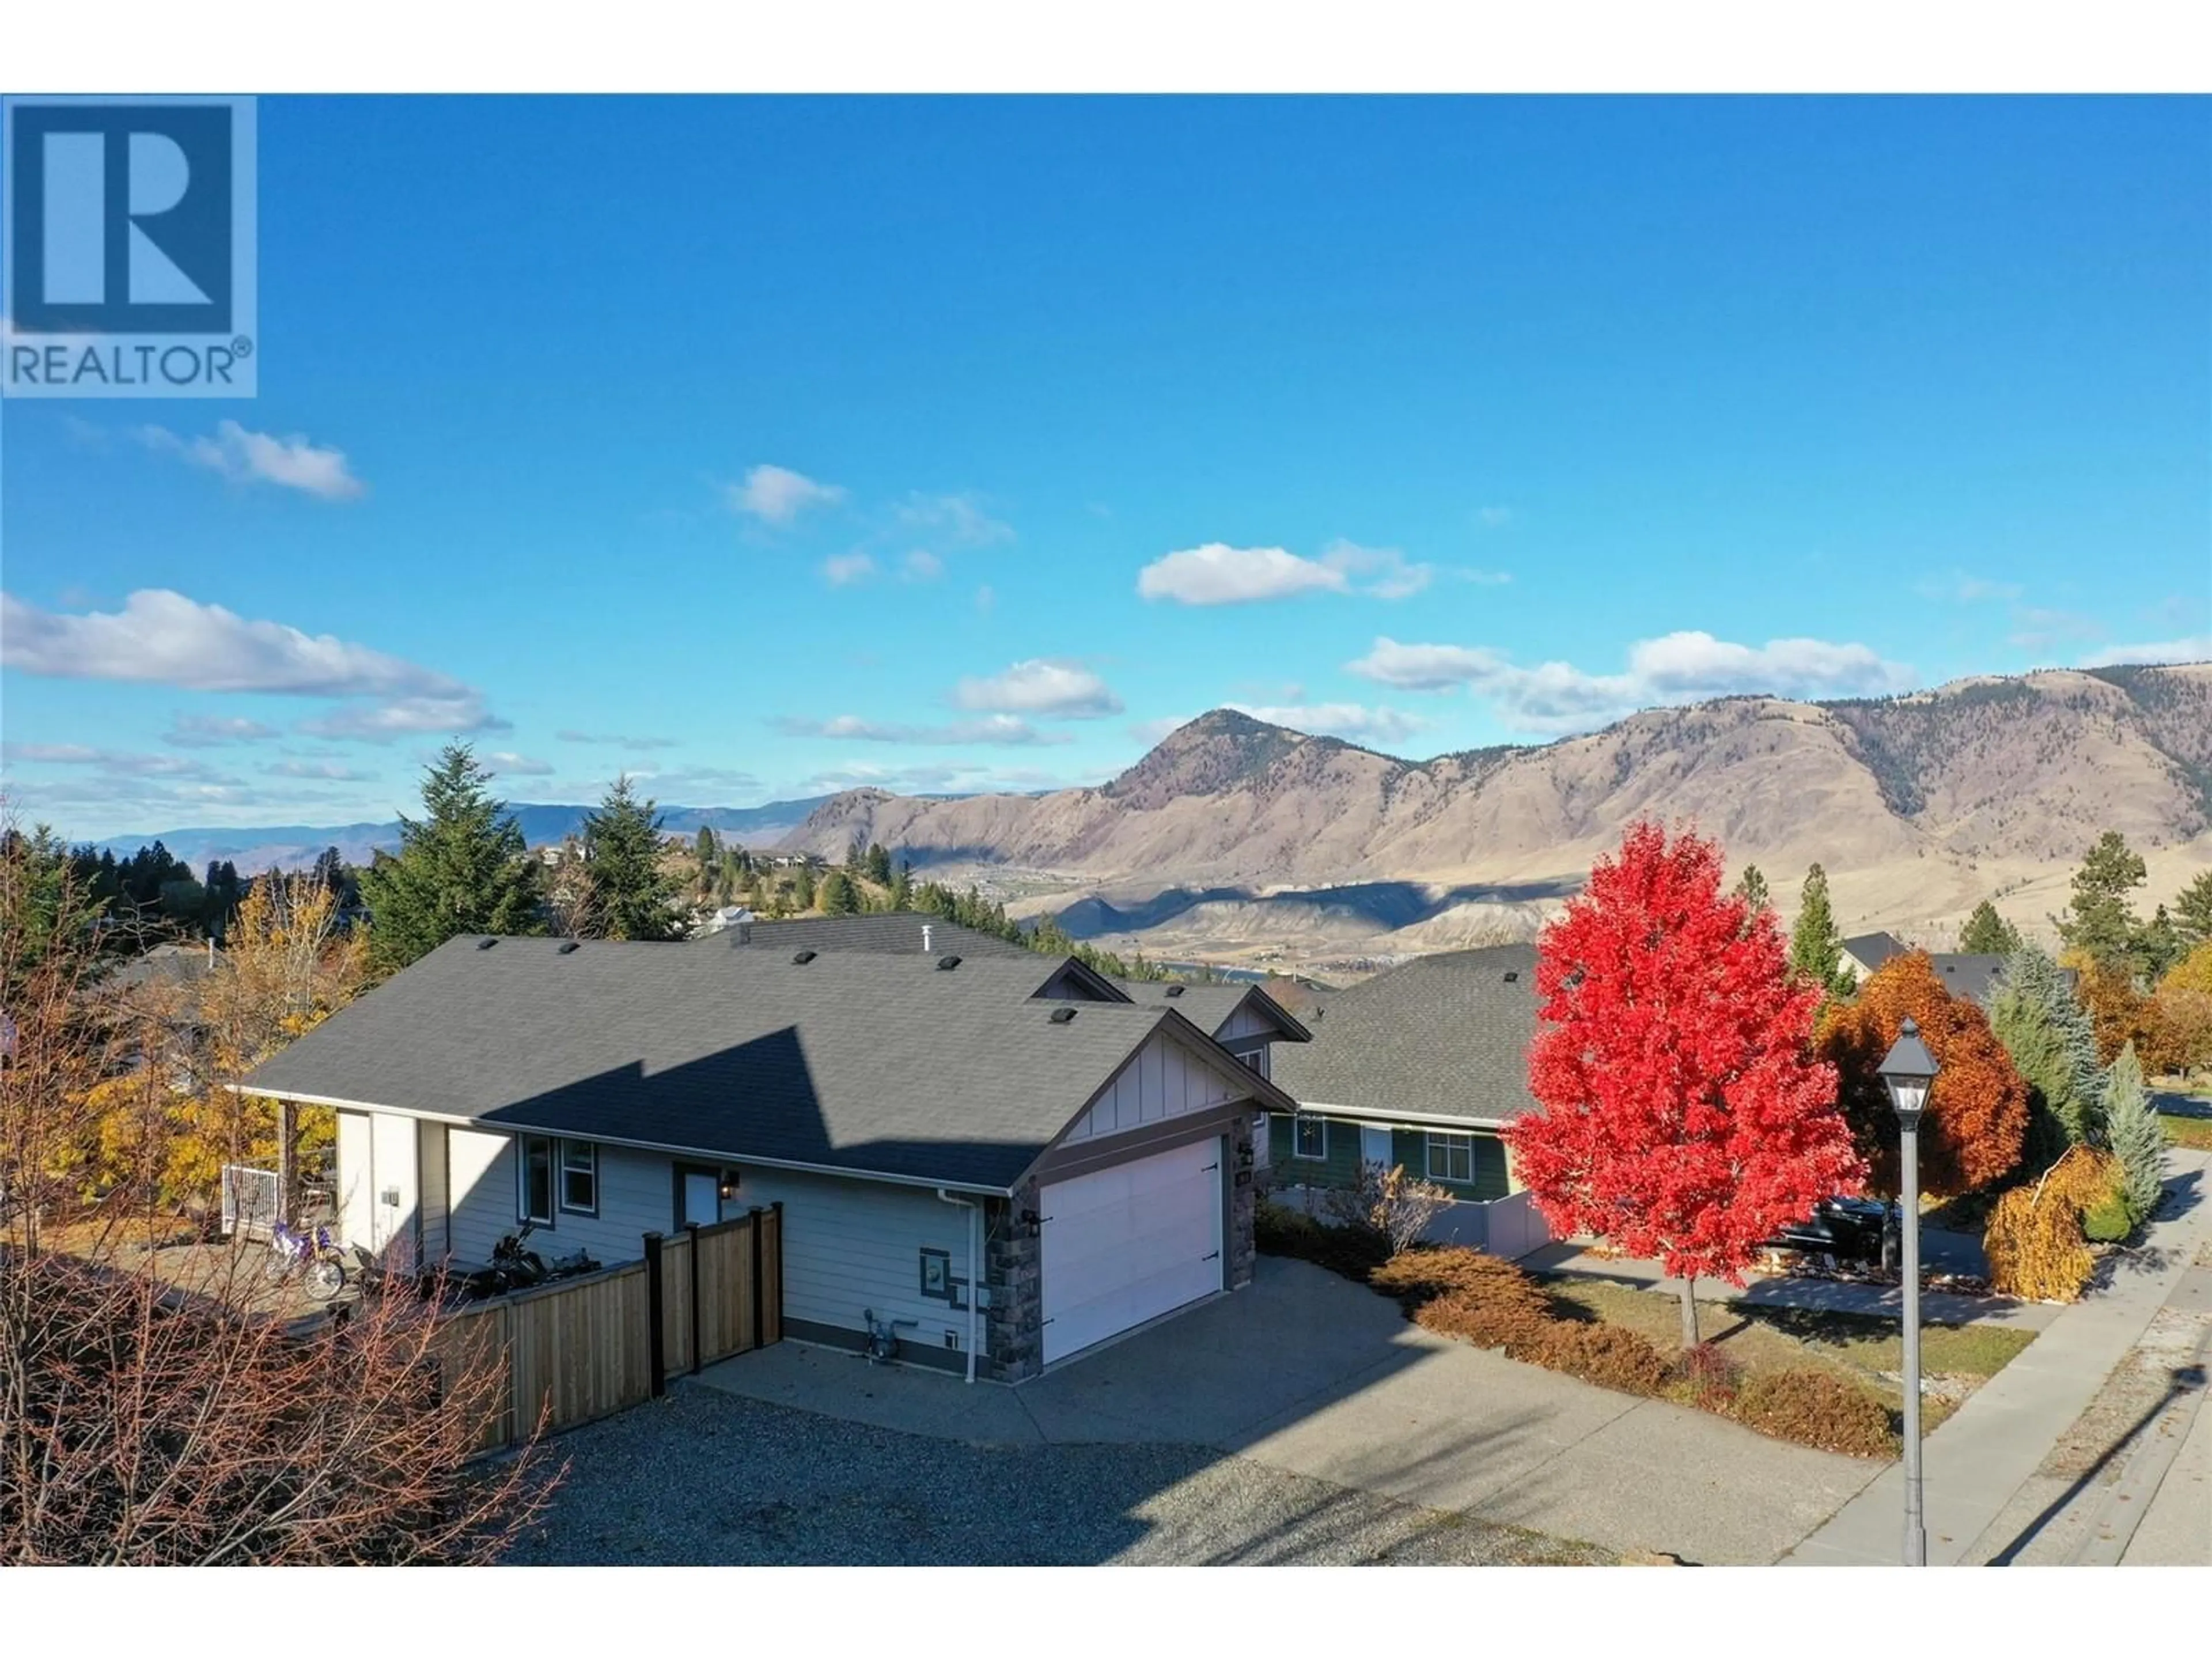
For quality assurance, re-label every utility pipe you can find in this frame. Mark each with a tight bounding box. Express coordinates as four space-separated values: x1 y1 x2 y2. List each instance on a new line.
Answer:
935 1188 981 1384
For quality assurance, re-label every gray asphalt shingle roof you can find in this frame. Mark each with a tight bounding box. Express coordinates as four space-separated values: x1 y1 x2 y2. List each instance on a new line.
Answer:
1842 931 1907 969
1270 944 1539 1126
239 935 1285 1191
694 912 1039 961
1108 979 1312 1044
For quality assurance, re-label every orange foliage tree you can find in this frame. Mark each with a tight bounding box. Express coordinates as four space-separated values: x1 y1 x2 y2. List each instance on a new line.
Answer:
1817 951 2029 1198
2063 951 2153 1066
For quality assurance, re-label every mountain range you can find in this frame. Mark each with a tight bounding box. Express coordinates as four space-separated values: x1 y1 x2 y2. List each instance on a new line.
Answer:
776 662 2212 966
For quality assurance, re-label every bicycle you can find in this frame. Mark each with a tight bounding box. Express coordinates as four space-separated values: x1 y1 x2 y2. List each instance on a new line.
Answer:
266 1218 346 1301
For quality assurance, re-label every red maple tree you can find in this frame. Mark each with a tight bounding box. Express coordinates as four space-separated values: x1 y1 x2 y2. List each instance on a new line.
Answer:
1503 822 1863 1346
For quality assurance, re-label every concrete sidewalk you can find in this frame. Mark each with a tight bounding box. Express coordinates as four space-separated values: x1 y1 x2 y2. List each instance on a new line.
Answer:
700 1252 1878 1565
1786 1150 2212 1566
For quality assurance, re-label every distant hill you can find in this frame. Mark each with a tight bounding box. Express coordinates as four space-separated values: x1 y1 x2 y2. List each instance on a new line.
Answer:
87 796 839 872
773 664 2212 953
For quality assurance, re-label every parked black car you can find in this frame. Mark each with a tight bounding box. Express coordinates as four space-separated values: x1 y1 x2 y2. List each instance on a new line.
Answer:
1763 1196 1895 1266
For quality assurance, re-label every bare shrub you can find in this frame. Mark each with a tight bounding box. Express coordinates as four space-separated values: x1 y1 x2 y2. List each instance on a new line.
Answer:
1323 1161 1456 1255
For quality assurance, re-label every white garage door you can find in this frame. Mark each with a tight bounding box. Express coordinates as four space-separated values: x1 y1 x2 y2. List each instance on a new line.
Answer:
1040 1135 1225 1366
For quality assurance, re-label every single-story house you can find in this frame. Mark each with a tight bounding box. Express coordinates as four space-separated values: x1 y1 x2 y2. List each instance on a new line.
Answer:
1839 931 1907 983
237 934 1305 1381
1265 943 1553 1257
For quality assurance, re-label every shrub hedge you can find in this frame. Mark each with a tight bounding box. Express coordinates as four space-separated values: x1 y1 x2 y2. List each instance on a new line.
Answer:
1733 1370 1899 1459
1984 1145 2118 1301
1253 1198 1393 1280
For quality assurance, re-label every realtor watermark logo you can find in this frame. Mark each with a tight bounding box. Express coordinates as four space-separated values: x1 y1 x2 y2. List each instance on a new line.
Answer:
4 95 256 397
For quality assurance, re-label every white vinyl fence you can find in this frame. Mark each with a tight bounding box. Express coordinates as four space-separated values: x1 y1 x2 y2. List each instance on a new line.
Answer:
219 1165 279 1238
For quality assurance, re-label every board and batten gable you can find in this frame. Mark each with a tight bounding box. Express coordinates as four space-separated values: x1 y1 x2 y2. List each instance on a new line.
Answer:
1055 1025 1253 1147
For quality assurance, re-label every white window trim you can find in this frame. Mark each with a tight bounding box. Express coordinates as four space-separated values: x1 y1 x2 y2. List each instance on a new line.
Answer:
559 1139 598 1217
1426 1131 1475 1185
517 1134 555 1226
1292 1113 1327 1161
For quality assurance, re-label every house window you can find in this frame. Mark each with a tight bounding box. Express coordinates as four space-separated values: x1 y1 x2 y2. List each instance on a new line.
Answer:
1293 1115 1327 1160
559 1141 598 1216
517 1135 555 1225
1426 1132 1475 1185
1234 1047 1266 1077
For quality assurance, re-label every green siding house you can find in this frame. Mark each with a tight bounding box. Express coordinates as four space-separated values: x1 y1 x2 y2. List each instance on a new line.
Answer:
1265 944 1551 1255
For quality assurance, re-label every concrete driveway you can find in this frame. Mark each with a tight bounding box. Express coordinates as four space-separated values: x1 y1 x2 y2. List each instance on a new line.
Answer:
700 1255 1881 1565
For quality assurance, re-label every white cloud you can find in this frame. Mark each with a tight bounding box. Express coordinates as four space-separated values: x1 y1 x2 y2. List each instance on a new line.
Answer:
901 550 944 582
163 714 280 747
1138 544 1348 606
728 464 845 524
1127 715 1194 747
1228 702 1431 745
951 659 1123 719
1475 506 1514 528
484 752 555 777
793 760 1081 798
555 729 679 751
138 420 366 501
264 757 378 782
775 713 1071 747
897 492 1014 547
823 553 876 586
975 584 995 614
1461 569 1513 587
1347 631 1914 734
297 696 508 743
1915 570 2024 604
2 741 234 781
1137 540 1446 606
1 589 474 701
2080 637 2212 668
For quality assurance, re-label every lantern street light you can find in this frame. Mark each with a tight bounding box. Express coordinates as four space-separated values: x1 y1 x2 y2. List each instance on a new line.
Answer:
1877 1014 1941 1567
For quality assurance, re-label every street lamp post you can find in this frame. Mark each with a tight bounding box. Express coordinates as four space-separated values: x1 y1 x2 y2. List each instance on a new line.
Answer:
1877 1014 1941 1568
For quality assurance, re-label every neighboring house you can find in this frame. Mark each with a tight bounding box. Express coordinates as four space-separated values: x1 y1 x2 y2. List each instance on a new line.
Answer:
1839 931 1908 983
697 910 1039 961
1266 944 1552 1257
237 934 1304 1381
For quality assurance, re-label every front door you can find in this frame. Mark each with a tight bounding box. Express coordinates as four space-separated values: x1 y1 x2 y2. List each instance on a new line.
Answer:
680 1169 721 1228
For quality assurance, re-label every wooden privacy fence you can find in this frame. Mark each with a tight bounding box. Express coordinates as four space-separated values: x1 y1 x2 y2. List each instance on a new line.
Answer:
431 1203 782 1458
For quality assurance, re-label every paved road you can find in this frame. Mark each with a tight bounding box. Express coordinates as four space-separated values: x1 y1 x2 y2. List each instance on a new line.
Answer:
696 1253 1877 1565
1786 1149 2212 1567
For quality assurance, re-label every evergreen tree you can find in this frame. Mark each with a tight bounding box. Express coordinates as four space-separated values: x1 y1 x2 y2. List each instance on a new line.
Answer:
819 869 861 916
865 842 893 886
1989 944 2105 1165
2138 904 2185 981
1732 865 1771 915
889 857 913 911
2175 870 2212 948
1787 863 1855 996
581 776 686 941
845 833 868 875
2056 830 2148 974
793 865 817 911
358 743 543 974
2101 1043 2166 1229
312 846 344 896
1960 899 2023 956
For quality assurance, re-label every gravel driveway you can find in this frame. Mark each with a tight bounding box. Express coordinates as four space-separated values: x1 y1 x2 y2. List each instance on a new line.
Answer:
503 1386 1613 1566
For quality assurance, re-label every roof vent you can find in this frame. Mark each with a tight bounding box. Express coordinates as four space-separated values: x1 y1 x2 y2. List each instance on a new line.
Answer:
476 937 499 950
792 950 817 965
559 940 581 955
936 954 963 971
1049 1006 1077 1024
1164 984 1184 997
1502 970 1518 983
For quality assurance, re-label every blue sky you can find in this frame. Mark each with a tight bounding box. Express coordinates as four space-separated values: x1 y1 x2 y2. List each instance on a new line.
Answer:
3 95 2208 840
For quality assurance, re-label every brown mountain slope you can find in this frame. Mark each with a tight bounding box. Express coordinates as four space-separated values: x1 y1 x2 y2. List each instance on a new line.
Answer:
778 664 2212 949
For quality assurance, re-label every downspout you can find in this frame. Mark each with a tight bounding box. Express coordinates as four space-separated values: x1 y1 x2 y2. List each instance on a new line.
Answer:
935 1188 980 1384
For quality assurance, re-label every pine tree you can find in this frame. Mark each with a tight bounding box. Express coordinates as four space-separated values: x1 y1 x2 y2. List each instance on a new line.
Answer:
889 858 913 911
2056 830 2148 975
1960 899 2023 956
793 865 817 912
1732 865 1771 915
819 870 861 916
358 743 543 974
865 842 893 886
581 776 686 941
1989 944 2104 1164
1788 863 1855 996
2138 904 2185 980
2175 870 2212 948
2101 1043 2165 1228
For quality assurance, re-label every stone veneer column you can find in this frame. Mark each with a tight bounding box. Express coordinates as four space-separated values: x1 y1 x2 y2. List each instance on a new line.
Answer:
983 1182 1044 1381
1228 1112 1257 1289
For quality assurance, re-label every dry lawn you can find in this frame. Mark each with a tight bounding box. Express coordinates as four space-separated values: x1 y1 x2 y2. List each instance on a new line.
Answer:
1541 1275 2035 1434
